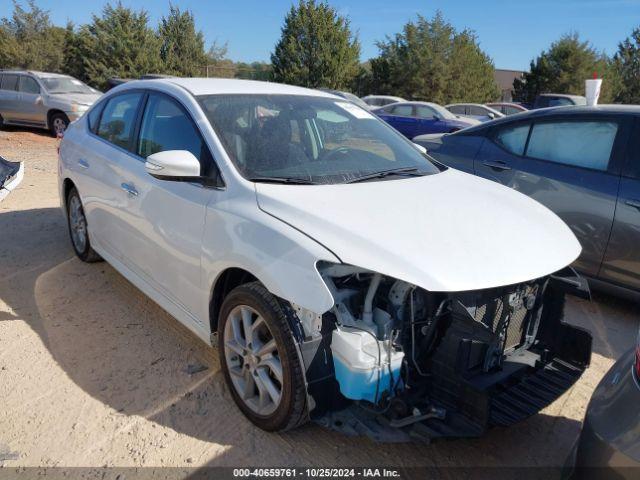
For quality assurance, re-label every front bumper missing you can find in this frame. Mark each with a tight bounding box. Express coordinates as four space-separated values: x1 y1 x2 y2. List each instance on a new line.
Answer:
314 320 591 443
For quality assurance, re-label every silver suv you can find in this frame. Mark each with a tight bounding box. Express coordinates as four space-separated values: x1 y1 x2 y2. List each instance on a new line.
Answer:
0 70 101 136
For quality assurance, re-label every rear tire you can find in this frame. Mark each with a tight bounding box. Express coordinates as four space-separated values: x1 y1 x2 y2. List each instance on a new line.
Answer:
50 112 69 137
218 282 308 431
0 114 4 130
66 187 102 263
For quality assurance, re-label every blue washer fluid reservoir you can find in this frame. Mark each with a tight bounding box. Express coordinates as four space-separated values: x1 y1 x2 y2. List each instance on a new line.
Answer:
331 326 404 403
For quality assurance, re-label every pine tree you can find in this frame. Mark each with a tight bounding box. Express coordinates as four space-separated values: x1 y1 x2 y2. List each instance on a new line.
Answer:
514 33 611 104
368 12 498 103
158 5 208 77
0 0 65 71
271 0 360 89
611 27 640 103
75 2 162 90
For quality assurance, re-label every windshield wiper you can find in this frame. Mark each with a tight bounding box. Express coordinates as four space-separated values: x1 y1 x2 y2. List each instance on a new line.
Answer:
247 176 319 185
346 167 425 184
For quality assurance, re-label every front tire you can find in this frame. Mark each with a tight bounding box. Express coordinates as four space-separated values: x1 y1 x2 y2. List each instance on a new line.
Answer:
218 282 307 431
50 112 69 137
66 187 102 262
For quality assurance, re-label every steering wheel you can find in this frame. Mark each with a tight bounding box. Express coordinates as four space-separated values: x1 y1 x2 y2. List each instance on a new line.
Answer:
320 146 353 162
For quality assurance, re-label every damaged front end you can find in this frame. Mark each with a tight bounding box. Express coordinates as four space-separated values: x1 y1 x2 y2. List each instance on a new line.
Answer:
295 263 592 442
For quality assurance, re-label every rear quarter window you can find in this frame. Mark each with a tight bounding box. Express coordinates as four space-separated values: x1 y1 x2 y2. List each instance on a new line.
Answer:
96 92 143 151
492 123 531 156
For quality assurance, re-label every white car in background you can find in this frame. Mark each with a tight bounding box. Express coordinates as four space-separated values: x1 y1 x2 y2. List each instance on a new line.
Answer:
362 94 406 108
445 103 505 122
58 78 592 440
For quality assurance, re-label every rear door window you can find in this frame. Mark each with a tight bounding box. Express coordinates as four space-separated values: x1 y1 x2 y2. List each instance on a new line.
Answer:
447 105 465 115
391 104 413 116
97 92 143 151
0 74 18 91
469 106 487 116
526 120 618 171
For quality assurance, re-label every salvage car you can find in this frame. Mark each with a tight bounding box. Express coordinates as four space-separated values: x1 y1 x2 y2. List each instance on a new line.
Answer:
414 106 640 300
58 78 592 440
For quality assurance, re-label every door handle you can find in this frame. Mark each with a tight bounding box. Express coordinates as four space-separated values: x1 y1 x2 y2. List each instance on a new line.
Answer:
78 159 89 169
120 182 138 197
482 160 511 171
625 199 640 210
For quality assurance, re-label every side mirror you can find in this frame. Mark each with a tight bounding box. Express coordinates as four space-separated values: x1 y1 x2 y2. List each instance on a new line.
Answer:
145 150 201 180
413 143 427 155
487 112 496 119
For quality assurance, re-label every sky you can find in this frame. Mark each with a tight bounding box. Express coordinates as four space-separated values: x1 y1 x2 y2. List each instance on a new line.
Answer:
2 0 640 71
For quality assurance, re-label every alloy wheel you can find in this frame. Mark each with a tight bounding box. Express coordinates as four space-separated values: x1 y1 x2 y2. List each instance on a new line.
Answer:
223 305 283 416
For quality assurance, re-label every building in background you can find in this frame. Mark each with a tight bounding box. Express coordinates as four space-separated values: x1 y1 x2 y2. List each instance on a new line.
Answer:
494 69 525 102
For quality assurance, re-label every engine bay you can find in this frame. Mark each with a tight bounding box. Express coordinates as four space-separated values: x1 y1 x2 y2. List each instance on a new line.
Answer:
292 263 593 442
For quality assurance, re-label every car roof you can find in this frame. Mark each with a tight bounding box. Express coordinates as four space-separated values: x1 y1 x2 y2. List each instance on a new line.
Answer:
446 103 489 107
537 93 585 100
0 70 71 79
148 77 336 98
457 104 640 133
486 102 524 107
363 95 405 101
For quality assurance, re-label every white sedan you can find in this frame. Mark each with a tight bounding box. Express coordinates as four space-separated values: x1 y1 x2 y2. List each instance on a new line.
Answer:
58 78 592 440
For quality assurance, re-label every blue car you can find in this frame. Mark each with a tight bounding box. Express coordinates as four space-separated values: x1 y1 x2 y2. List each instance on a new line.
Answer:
373 101 479 139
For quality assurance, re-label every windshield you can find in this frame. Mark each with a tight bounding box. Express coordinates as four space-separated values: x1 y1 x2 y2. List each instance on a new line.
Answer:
198 94 441 184
41 77 96 94
428 103 457 120
340 92 371 110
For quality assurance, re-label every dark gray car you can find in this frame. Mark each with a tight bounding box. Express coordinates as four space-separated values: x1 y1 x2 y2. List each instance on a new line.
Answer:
566 343 640 478
414 106 640 299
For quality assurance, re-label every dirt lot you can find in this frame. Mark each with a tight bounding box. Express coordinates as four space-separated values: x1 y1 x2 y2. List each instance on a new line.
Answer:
0 128 638 473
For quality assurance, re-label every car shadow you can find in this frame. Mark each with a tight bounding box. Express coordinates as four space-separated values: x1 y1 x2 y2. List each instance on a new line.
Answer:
0 207 636 467
0 124 52 138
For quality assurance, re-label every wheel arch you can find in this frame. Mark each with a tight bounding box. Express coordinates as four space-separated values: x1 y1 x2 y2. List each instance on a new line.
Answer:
209 267 259 334
62 177 77 209
47 109 68 129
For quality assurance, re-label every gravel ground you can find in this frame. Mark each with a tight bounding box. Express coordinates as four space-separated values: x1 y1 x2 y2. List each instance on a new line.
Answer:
0 127 638 474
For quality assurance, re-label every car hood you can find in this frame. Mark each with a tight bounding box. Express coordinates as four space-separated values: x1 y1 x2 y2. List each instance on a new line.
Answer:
255 168 581 293
413 133 446 144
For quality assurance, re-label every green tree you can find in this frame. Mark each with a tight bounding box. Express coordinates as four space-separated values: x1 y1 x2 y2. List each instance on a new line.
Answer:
0 0 65 71
271 0 360 89
158 4 207 77
369 12 498 103
610 27 640 103
514 33 612 104
73 2 162 90
0 25 20 68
